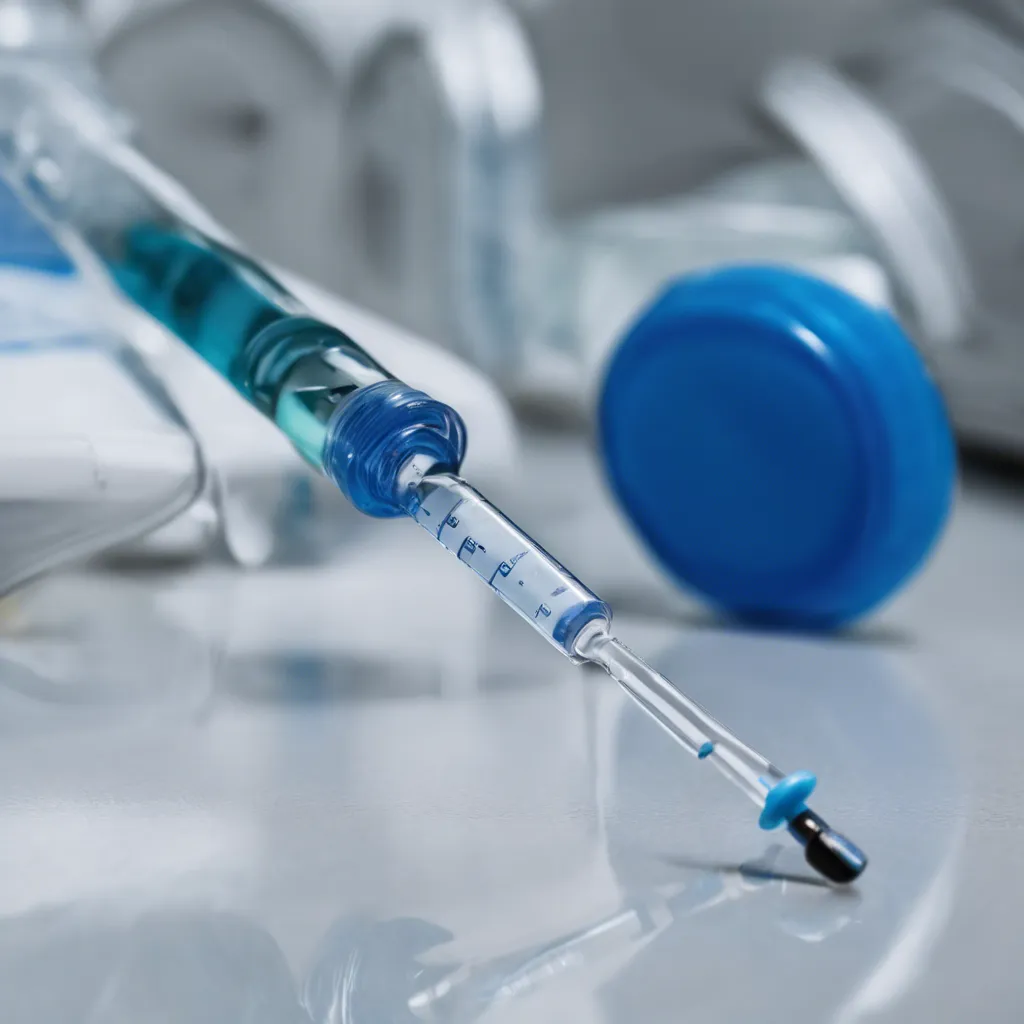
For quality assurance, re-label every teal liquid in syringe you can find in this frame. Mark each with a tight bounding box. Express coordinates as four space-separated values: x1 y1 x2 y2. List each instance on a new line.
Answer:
0 68 867 885
113 224 394 468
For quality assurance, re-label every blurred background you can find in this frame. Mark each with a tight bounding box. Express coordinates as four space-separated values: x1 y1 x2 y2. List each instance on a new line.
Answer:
76 0 1024 448
0 0 1023 1021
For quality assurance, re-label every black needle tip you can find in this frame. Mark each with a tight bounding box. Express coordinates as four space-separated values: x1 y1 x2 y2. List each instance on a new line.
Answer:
788 809 867 885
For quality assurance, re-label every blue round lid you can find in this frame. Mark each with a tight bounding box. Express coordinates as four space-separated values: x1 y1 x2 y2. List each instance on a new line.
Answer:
598 265 956 627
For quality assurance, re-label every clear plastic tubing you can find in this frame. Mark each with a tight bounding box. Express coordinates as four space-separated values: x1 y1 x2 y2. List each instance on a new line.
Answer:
0 67 866 883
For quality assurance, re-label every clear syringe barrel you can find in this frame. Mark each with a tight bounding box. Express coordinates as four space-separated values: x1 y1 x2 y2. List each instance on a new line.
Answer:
409 475 774 795
0 66 467 518
409 474 611 658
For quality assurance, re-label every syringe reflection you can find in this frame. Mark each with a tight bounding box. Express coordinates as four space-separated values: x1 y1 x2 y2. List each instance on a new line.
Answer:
303 853 858 1024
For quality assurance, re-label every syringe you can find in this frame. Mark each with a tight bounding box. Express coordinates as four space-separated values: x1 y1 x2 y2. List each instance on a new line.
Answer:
0 65 865 883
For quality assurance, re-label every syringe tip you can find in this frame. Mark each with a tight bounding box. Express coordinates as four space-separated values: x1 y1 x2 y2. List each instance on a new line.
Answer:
789 810 867 885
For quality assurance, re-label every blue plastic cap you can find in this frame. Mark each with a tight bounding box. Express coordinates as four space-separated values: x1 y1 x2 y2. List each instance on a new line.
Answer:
598 265 956 628
325 380 467 518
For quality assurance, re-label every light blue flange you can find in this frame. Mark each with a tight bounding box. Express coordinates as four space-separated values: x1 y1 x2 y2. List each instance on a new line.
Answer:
759 770 818 830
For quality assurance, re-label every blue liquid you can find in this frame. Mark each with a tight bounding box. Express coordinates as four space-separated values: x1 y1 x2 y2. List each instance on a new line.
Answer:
109 223 391 466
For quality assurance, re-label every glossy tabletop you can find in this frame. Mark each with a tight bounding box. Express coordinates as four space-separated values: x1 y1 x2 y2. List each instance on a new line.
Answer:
0 428 1019 1023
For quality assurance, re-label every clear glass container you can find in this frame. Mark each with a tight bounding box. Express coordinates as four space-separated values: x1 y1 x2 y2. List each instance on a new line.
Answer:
758 9 1024 454
338 3 893 410
527 159 892 407
341 4 1024 455
0 165 204 595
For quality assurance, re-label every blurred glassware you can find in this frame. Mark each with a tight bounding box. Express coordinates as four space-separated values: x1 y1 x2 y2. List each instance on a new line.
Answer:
0 169 205 594
0 0 308 577
340 0 544 384
756 7 1024 456
531 164 894 409
341 2 1024 459
86 0 345 292
567 5 1024 457
0 0 303 578
82 0 937 295
503 0 937 217
84 0 434 295
338 2 891 407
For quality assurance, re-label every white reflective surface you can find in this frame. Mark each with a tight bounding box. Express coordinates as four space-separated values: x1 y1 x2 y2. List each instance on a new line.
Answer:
0 429 1017 1023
